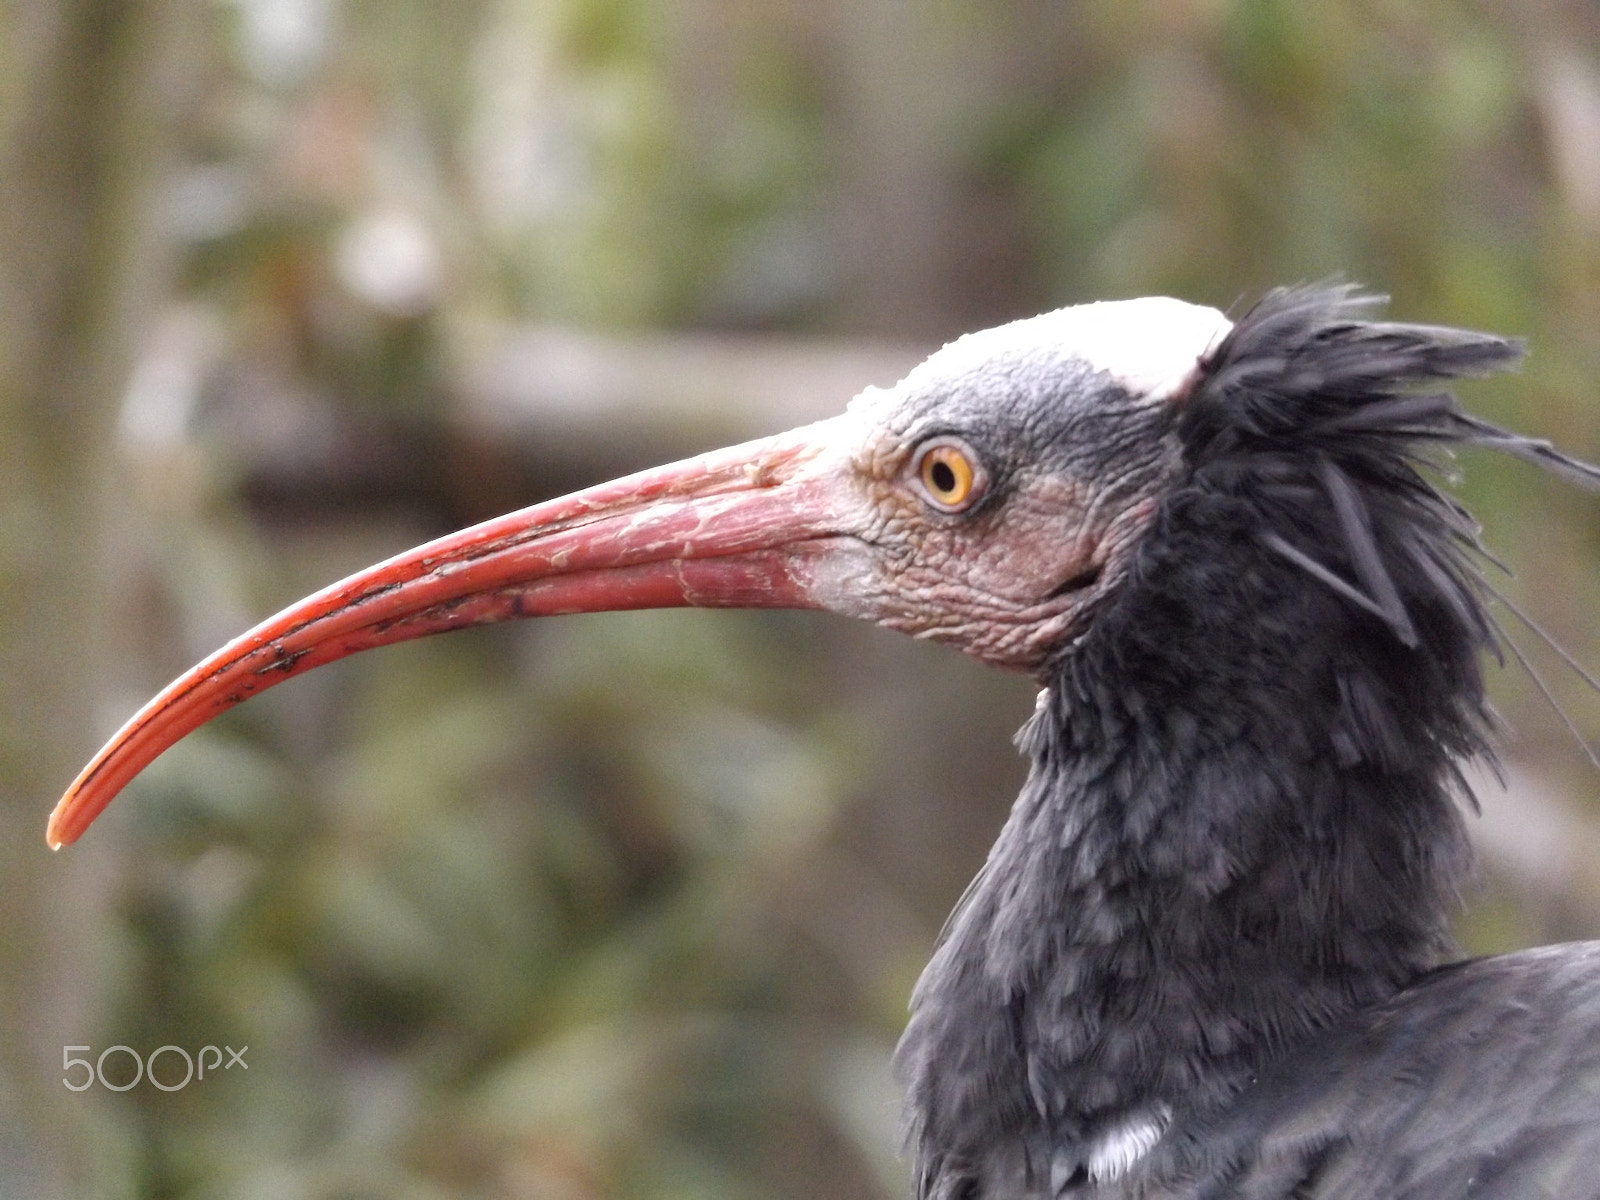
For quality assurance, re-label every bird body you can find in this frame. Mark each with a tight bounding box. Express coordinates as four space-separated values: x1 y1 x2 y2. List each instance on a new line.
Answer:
49 286 1600 1198
1164 944 1600 1199
894 291 1600 1197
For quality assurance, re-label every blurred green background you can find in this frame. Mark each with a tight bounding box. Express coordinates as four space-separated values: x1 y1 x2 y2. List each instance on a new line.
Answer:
4 1 1600 1197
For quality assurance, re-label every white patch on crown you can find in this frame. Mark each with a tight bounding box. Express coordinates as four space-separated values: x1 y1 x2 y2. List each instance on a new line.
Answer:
1086 1105 1171 1183
901 297 1233 404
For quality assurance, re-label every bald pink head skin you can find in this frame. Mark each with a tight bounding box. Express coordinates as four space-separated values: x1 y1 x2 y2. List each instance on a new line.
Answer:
48 298 1231 848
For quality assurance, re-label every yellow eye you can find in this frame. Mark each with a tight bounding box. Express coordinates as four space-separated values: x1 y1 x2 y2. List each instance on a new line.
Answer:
915 439 984 512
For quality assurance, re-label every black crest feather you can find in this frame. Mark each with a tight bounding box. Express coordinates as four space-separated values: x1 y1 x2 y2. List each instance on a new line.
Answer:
1183 284 1530 648
1178 284 1600 761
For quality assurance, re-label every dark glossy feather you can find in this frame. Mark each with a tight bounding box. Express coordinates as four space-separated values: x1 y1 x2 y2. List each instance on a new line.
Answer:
896 285 1600 1199
1171 944 1600 1199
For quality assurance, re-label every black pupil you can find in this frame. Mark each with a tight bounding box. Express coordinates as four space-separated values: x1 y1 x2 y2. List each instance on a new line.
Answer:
929 459 958 495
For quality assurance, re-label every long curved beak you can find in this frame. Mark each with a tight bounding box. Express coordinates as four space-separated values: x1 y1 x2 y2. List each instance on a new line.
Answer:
49 417 863 848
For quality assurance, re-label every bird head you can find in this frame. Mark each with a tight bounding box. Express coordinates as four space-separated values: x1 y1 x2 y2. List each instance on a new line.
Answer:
50 287 1563 848
798 297 1231 669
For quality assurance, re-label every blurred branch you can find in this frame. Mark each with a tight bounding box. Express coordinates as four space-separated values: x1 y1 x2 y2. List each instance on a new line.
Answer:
460 325 927 449
195 325 928 526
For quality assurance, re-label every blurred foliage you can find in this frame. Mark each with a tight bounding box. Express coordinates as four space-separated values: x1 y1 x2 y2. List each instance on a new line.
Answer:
5 0 1600 1197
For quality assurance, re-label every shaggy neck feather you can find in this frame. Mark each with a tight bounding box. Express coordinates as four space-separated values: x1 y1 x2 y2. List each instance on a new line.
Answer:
896 475 1480 1195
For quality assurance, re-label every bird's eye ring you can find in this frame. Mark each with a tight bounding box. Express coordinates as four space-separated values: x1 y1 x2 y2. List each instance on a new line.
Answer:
913 438 986 513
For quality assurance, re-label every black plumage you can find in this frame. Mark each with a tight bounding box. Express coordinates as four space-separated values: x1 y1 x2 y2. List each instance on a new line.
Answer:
894 286 1600 1198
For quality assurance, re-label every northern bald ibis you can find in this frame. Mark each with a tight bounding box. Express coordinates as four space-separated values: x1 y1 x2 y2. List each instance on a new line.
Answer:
50 285 1600 1198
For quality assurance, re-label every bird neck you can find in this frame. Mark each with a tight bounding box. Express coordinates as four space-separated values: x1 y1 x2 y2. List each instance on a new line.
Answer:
896 493 1483 1188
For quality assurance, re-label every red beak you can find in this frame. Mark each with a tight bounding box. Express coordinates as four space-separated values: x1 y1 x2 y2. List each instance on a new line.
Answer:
48 418 863 848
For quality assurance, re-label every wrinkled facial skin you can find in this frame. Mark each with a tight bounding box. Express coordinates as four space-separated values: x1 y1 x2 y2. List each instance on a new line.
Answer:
815 364 1180 674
